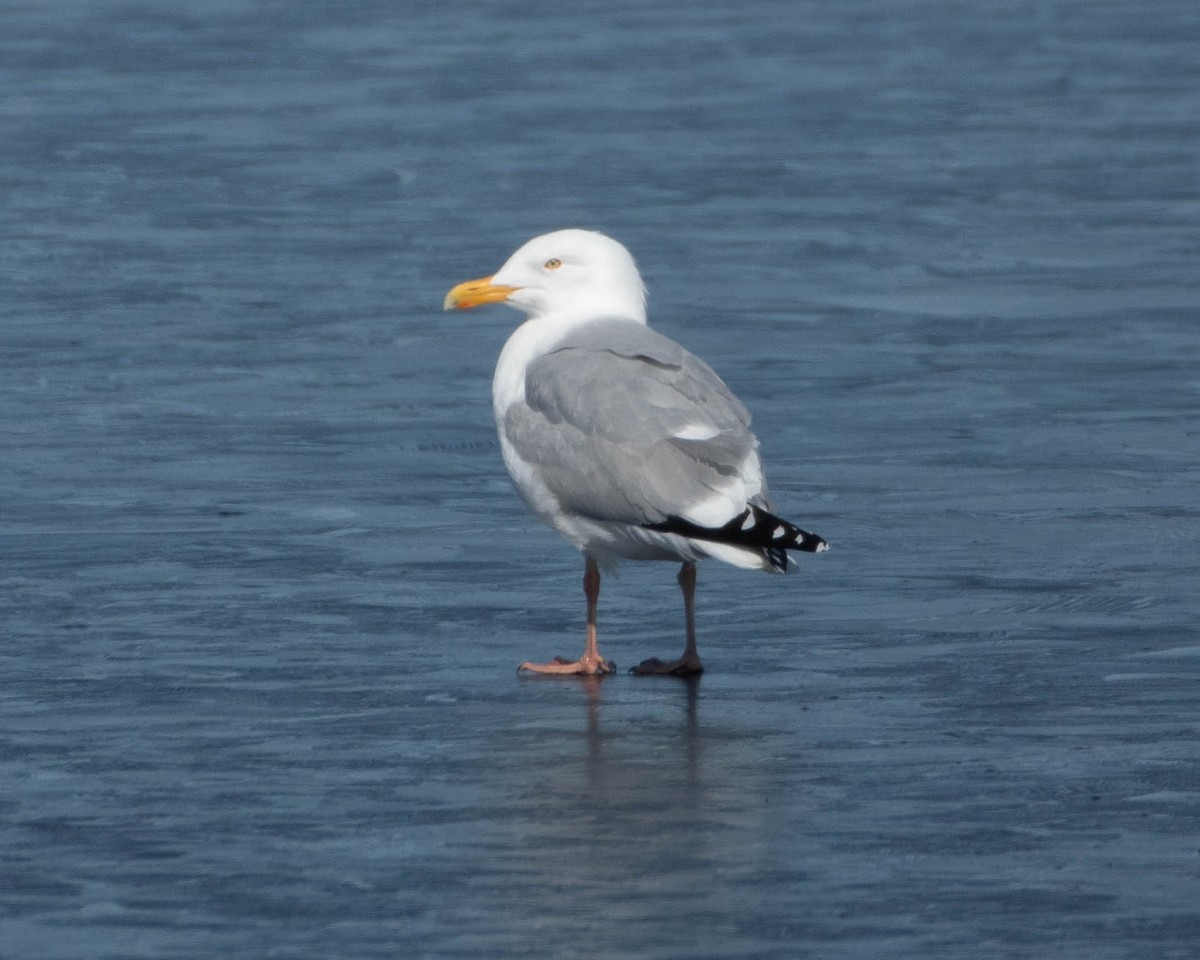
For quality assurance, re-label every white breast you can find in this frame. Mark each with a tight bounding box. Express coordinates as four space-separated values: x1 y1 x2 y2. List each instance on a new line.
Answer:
492 316 572 416
491 316 575 530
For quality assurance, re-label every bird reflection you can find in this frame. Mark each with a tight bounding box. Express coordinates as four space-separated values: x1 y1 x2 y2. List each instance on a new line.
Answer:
572 673 704 791
486 671 774 939
513 672 714 835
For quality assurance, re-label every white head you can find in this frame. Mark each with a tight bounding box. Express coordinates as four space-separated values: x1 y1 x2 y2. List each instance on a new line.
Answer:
443 229 648 324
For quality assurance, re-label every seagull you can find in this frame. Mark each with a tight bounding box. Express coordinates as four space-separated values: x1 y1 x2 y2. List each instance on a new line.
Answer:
443 229 827 676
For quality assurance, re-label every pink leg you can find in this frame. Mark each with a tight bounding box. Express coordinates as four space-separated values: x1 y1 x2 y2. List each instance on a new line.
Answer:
518 557 616 676
630 562 705 676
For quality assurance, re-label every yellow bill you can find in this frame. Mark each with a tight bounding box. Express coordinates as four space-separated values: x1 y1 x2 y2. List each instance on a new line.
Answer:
443 276 519 311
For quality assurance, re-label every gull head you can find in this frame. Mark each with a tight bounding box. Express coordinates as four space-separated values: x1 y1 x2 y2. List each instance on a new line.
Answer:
443 229 648 324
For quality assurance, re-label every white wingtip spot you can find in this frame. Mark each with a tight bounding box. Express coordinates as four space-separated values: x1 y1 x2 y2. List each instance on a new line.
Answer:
816 541 829 552
773 525 786 539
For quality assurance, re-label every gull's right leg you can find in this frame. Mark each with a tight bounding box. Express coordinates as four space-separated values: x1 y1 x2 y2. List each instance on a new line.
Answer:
518 556 616 676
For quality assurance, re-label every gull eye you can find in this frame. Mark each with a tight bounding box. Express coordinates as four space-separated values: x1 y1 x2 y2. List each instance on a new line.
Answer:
543 258 562 270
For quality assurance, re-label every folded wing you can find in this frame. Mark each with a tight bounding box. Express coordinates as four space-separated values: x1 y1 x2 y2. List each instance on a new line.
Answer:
503 319 767 528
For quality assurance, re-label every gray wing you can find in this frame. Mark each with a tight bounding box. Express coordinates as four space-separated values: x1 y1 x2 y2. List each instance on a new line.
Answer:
503 318 765 524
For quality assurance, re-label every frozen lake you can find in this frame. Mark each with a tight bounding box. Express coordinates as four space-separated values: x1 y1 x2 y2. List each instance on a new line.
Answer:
3 1 1198 957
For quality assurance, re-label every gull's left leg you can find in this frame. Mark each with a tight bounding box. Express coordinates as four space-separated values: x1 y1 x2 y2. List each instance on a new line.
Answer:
630 561 705 676
518 557 616 676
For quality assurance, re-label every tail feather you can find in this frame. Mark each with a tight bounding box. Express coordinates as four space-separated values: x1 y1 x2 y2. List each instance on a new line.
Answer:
644 505 828 573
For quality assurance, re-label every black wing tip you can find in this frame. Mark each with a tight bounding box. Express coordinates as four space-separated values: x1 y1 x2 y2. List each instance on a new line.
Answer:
795 531 830 554
645 505 828 565
767 546 790 572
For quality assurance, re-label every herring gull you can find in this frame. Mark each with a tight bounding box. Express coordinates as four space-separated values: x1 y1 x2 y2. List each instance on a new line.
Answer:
443 229 827 676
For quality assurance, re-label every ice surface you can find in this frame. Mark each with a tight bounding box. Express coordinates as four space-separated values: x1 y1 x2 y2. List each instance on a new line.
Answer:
2 1 1198 957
